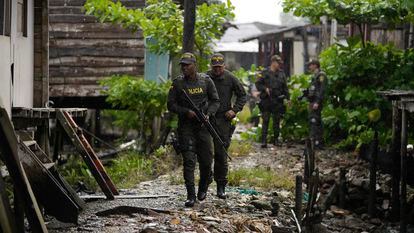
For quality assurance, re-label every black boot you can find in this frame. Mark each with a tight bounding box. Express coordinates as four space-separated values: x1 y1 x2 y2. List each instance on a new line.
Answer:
217 184 226 199
197 185 208 201
273 138 281 146
261 136 267 148
185 185 196 207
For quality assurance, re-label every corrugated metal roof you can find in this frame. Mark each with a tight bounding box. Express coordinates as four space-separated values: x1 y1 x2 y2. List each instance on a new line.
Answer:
214 22 282 52
240 22 311 42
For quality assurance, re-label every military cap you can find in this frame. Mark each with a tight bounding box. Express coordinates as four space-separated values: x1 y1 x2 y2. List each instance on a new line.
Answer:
307 59 320 67
210 53 225 66
179 52 196 64
271 55 283 63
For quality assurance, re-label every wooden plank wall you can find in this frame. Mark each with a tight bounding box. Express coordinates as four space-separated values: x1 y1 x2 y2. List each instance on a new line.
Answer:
33 0 49 107
49 0 145 97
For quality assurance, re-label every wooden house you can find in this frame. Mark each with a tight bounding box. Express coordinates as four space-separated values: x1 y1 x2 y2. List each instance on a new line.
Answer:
48 0 146 109
0 0 48 116
213 22 277 71
241 23 349 76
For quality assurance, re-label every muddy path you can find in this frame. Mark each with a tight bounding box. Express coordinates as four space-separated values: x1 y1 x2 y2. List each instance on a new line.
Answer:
48 142 401 233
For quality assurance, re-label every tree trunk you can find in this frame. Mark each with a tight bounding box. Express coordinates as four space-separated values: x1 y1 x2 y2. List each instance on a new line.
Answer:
183 0 196 52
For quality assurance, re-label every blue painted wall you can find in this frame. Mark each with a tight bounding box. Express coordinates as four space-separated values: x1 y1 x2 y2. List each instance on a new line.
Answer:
144 37 169 83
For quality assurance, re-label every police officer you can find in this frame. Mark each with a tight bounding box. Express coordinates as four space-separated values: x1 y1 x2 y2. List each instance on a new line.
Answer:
206 53 247 199
305 60 326 149
255 55 290 148
167 53 220 207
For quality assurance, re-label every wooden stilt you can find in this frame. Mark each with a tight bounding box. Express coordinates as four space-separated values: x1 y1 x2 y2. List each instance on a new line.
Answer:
295 175 303 221
368 130 378 217
391 101 401 219
400 108 408 233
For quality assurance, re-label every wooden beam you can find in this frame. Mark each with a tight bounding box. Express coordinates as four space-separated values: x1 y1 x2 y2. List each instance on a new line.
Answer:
400 107 408 233
391 101 401 219
49 47 145 58
0 173 16 233
0 108 48 233
18 142 82 223
56 110 118 199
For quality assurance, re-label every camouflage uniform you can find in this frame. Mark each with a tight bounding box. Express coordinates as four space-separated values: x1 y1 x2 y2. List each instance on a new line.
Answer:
167 73 220 201
255 68 289 145
306 69 326 147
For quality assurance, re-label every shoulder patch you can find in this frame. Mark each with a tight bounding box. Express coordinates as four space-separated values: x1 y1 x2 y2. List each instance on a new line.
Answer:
319 75 325 82
199 73 210 79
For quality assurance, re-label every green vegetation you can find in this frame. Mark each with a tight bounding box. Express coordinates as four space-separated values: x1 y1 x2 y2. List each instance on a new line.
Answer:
228 167 295 191
228 140 253 157
281 74 311 141
320 40 414 149
100 75 171 152
283 0 414 24
239 74 310 143
236 106 251 124
270 0 414 150
60 146 179 190
84 0 234 69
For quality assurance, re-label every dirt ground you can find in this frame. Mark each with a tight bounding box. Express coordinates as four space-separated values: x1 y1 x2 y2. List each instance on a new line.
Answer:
47 141 406 233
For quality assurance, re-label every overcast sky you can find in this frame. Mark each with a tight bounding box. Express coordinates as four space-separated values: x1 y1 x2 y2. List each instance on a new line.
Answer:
231 0 283 25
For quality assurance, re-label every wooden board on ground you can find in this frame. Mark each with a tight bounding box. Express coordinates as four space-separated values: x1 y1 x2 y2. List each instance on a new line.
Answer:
56 110 118 199
80 194 170 200
0 107 48 233
18 141 83 223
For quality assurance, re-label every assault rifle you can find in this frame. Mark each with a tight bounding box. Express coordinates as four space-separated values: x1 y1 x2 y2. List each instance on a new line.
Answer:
181 89 232 161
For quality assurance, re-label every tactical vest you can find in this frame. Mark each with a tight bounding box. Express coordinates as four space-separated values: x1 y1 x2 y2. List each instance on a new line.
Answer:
173 73 210 113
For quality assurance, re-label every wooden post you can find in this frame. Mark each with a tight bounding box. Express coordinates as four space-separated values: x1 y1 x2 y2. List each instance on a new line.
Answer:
0 174 16 233
53 122 63 162
339 168 346 208
35 120 50 157
41 0 49 106
295 175 303 221
95 109 101 147
368 130 378 217
14 186 24 233
391 101 401 219
0 108 47 232
400 107 408 233
182 0 196 52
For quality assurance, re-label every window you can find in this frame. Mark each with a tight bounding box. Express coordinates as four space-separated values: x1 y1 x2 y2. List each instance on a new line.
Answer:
0 0 11 36
17 0 27 37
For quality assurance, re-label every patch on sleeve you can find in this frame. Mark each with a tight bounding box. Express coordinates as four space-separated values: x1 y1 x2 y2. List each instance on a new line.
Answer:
319 75 325 82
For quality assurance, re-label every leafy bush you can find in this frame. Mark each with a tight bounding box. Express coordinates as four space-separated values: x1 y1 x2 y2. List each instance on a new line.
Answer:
228 140 253 157
243 40 414 149
85 0 234 70
100 75 171 151
232 64 261 86
281 74 311 141
320 39 414 149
